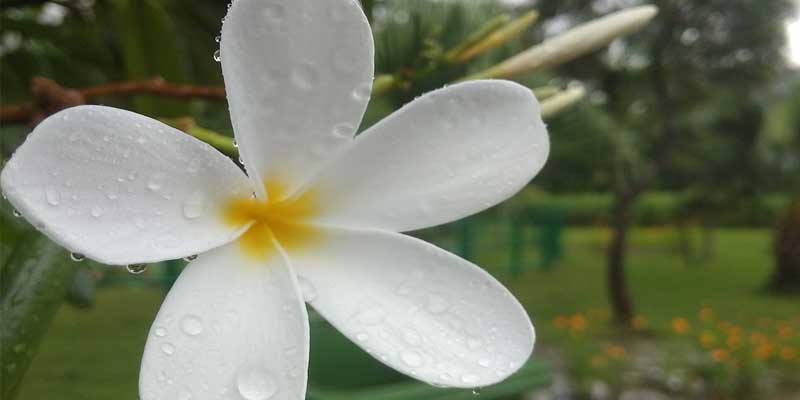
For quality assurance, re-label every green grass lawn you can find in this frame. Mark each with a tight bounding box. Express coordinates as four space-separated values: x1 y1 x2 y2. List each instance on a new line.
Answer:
16 227 796 399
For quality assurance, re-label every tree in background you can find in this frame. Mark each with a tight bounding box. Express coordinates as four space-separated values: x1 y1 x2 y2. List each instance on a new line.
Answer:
534 0 792 324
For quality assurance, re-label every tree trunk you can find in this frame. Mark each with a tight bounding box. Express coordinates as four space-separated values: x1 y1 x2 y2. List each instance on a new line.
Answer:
769 200 800 293
607 195 635 325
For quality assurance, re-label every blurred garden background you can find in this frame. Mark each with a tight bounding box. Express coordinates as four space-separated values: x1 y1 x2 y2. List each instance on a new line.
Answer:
1 0 799 399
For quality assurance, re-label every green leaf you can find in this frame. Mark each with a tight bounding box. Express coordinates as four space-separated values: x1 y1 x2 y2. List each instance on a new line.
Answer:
112 0 190 117
0 204 78 400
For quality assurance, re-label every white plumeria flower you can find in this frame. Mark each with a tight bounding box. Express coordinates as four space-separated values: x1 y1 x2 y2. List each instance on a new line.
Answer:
0 0 549 398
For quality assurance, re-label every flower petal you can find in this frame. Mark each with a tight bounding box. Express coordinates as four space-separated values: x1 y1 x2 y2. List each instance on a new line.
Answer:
139 241 309 400
0 106 252 265
306 80 549 232
221 0 374 198
288 227 535 388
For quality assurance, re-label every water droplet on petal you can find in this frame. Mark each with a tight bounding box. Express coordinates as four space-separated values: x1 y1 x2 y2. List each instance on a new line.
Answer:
214 35 221 43
154 326 167 337
180 315 204 336
472 387 483 396
182 192 206 220
12 209 21 217
213 49 221 62
236 364 278 400
355 332 369 342
183 254 198 262
70 252 85 262
426 293 450 314
461 373 480 384
160 342 175 355
127 264 148 274
401 351 424 367
177 388 193 400
332 122 355 139
351 82 372 102
233 139 239 148
290 64 319 91
262 3 285 24
90 206 104 219
45 187 60 206
297 276 318 302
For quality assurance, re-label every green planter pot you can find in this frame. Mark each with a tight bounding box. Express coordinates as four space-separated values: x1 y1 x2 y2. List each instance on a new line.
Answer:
306 315 550 400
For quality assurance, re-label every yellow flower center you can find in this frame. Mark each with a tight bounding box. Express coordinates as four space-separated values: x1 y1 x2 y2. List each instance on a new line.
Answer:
223 181 318 260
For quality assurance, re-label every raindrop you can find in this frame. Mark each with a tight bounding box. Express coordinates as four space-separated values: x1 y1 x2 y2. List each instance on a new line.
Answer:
45 187 60 206
12 209 21 217
400 351 424 367
127 264 148 275
290 64 319 90
233 140 239 148
180 315 204 336
426 293 450 314
70 252 85 262
182 193 206 220
154 326 167 337
472 388 483 396
461 373 480 384
90 206 104 218
213 49 221 62
177 389 193 400
262 3 285 24
351 82 372 102
214 35 221 43
236 364 278 400
297 276 318 302
160 342 175 355
355 307 385 325
332 122 355 139
183 255 198 262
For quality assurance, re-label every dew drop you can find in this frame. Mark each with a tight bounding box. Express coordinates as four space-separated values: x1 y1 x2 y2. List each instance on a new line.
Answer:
70 252 85 262
233 139 239 148
45 187 60 206
297 276 318 302
332 122 355 139
400 351 424 367
160 342 175 355
177 389 193 400
213 49 221 62
154 326 167 337
90 206 104 218
351 82 372 102
355 308 385 325
461 373 480 384
127 264 148 275
214 35 221 43
472 387 483 396
426 293 450 314
180 315 204 336
182 193 206 220
183 254 198 262
236 364 278 400
290 64 319 91
262 3 285 24
12 209 21 217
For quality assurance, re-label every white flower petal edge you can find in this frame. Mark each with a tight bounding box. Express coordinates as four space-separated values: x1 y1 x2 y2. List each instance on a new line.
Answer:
0 106 253 265
306 80 549 232
139 241 309 400
221 0 374 199
289 226 535 388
